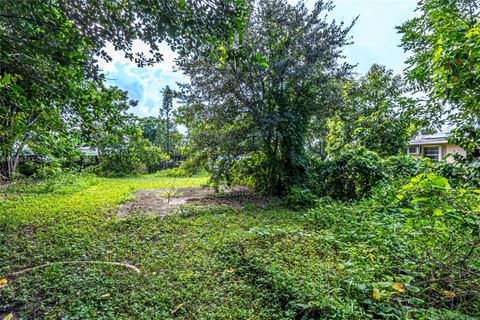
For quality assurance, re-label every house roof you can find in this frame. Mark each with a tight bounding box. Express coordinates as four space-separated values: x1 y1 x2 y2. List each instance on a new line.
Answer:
409 132 449 146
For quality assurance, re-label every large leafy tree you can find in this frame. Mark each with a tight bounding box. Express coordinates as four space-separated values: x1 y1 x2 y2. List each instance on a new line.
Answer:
325 65 422 157
0 16 91 179
0 70 134 178
0 0 248 178
398 0 480 156
1 0 249 72
178 0 354 194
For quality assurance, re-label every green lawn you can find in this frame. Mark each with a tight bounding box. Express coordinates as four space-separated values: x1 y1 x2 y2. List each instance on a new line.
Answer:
0 174 478 319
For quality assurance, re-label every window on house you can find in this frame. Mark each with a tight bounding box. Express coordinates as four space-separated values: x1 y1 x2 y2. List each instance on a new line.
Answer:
423 146 440 161
408 146 420 155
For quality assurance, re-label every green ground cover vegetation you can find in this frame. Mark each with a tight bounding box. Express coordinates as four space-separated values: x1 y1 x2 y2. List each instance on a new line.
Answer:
1 170 478 319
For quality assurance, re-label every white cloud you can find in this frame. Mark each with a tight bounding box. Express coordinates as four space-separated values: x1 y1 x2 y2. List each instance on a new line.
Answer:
97 40 188 117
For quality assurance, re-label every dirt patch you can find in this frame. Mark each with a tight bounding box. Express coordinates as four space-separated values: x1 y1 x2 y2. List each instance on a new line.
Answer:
117 186 269 217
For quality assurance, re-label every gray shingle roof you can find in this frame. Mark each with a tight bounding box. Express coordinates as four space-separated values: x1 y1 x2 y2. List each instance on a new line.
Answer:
409 132 449 145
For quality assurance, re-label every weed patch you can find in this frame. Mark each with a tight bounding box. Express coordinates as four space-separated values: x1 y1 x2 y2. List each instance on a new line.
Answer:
1 174 478 319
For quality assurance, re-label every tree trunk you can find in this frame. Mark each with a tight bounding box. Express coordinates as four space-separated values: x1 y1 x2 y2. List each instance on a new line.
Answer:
277 107 309 194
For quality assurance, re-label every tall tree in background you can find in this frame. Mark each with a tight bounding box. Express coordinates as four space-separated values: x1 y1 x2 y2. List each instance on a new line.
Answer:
137 89 183 159
178 0 354 194
158 86 175 156
138 117 161 143
325 65 422 157
398 0 480 157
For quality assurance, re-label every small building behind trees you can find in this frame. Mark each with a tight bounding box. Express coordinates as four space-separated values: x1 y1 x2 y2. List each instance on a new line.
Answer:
407 132 466 162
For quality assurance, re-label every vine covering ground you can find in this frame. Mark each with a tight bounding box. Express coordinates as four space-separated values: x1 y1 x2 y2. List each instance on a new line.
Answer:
0 174 478 319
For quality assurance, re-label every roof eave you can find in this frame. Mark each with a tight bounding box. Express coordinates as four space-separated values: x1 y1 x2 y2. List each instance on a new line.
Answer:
409 140 448 146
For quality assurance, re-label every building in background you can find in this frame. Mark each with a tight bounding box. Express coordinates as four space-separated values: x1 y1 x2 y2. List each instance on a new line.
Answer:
407 132 466 162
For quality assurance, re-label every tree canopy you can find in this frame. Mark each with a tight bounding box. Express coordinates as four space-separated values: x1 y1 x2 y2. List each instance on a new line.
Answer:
0 0 248 178
398 0 480 156
178 0 355 194
326 65 422 157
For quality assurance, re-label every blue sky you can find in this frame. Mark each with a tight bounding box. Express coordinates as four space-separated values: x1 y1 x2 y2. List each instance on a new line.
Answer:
98 0 419 118
329 0 418 74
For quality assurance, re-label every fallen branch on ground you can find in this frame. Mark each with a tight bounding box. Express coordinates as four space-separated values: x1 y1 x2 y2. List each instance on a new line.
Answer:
5 261 141 277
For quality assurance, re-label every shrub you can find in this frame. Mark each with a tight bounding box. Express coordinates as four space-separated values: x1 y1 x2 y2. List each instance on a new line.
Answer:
383 153 479 189
141 145 170 174
156 167 190 178
383 154 434 181
390 173 480 313
309 147 386 200
301 173 480 317
16 156 65 179
17 161 39 177
285 186 318 210
94 139 169 176
435 157 480 189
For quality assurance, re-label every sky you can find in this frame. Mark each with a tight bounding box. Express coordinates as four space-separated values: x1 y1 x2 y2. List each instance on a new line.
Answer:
97 0 419 118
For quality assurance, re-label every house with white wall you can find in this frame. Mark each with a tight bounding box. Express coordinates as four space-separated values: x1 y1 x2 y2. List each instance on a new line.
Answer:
407 132 466 162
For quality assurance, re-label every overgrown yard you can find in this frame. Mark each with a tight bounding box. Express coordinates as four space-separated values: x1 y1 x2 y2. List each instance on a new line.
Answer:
1 174 479 319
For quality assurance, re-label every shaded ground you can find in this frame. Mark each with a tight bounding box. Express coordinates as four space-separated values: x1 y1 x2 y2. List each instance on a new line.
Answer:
118 186 270 217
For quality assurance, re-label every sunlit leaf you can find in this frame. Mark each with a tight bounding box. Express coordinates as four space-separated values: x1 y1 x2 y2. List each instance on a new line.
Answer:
411 197 429 204
441 290 456 298
3 313 13 320
392 283 406 293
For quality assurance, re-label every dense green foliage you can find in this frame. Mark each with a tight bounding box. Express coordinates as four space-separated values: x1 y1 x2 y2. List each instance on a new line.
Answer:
1 174 478 319
308 147 480 201
398 0 480 157
0 2 106 178
309 147 386 200
1 0 249 71
178 0 354 195
325 65 422 157
94 136 170 176
0 0 247 179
